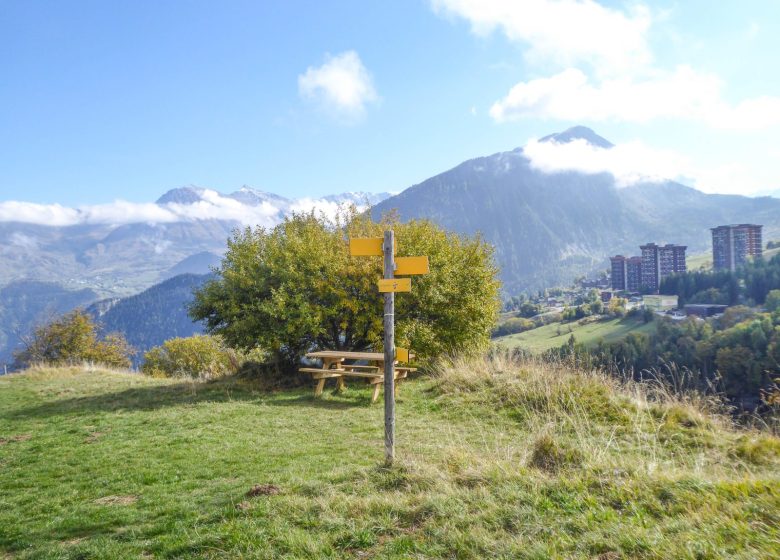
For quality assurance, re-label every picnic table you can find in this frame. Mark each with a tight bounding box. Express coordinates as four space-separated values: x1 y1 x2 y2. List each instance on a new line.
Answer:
299 350 416 403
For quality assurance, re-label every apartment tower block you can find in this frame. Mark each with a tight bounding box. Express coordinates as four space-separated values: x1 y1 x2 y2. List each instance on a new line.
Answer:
711 224 763 271
610 255 643 292
640 243 687 293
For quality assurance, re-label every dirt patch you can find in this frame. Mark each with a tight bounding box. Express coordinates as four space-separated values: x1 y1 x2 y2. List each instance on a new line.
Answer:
84 431 104 444
94 495 138 506
63 537 86 546
0 434 32 445
235 500 252 511
246 484 280 497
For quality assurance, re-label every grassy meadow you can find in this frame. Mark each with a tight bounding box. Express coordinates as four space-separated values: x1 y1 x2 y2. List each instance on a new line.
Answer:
1 358 779 559
494 316 656 353
686 245 780 272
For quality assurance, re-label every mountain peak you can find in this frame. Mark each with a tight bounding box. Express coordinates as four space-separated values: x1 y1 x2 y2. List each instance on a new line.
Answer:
156 186 208 205
539 126 614 149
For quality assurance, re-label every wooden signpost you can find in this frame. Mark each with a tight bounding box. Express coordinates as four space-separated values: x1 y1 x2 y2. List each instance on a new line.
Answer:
350 231 429 465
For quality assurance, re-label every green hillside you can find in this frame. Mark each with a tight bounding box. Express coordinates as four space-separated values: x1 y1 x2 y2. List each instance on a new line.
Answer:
687 252 714 271
686 246 780 272
1 360 778 558
495 316 656 354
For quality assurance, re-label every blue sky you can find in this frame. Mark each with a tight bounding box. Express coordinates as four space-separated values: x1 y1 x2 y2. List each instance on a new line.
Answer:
2 0 780 208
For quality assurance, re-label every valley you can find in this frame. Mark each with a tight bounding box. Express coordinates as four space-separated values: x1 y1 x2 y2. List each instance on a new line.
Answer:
3 127 780 371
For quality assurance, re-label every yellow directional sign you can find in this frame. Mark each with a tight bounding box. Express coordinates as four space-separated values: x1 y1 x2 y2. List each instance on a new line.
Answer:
396 347 410 363
349 237 396 256
378 278 411 293
350 237 383 257
395 256 429 276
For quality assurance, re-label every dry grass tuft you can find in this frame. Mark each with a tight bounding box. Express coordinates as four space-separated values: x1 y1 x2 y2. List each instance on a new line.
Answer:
529 433 583 472
94 495 138 506
425 351 776 478
246 484 280 497
731 434 780 465
0 434 32 445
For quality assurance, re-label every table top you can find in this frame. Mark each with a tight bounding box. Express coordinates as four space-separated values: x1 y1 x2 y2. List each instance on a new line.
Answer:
306 350 385 361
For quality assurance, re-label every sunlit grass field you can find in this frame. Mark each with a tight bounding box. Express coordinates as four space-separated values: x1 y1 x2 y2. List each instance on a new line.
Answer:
1 359 778 559
494 316 656 353
686 246 780 272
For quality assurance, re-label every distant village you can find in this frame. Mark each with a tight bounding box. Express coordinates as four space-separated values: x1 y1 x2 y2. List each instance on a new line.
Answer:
536 224 765 319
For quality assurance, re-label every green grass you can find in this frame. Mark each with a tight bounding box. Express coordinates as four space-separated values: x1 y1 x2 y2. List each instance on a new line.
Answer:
686 246 780 272
1 359 779 559
494 316 656 353
687 252 714 271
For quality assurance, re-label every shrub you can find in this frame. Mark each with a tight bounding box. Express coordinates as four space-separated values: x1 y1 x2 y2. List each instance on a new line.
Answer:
141 335 240 379
13 309 132 369
189 209 500 369
493 317 535 337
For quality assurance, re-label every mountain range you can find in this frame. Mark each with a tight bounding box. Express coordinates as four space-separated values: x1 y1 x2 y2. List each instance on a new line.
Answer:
372 127 780 292
2 125 780 366
0 188 390 298
86 273 211 366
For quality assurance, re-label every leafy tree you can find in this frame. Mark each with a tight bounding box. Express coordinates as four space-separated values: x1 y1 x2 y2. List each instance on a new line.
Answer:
607 296 627 317
13 309 132 368
765 289 780 312
716 345 761 398
190 210 501 369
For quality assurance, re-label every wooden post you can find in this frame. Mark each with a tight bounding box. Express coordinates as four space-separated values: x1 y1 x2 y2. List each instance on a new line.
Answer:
383 229 395 466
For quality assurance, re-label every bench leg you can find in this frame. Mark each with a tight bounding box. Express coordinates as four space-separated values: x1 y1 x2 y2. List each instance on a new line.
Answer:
314 378 326 398
394 378 401 397
335 376 346 393
371 382 381 404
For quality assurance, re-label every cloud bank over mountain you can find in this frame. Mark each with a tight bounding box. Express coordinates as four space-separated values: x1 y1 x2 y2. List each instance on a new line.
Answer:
524 131 768 196
0 187 390 227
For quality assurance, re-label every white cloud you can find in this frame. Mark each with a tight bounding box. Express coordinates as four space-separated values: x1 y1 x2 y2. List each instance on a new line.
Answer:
523 136 771 195
434 1 780 131
0 190 377 227
432 0 652 74
490 67 780 130
288 198 352 221
524 137 690 187
0 202 82 227
298 51 378 121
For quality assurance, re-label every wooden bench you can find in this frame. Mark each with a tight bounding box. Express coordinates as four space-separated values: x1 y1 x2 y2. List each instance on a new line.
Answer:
298 366 413 403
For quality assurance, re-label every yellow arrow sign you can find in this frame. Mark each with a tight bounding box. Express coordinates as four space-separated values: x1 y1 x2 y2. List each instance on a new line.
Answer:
350 238 383 256
396 347 410 363
349 237 396 256
395 256 429 276
378 278 411 293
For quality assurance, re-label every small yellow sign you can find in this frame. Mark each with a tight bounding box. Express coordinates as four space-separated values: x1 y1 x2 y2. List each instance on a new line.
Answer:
378 278 411 293
350 238 383 256
396 347 410 363
395 256 430 276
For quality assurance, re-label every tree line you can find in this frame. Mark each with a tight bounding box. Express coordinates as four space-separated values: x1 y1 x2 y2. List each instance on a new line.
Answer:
549 300 780 410
660 253 780 306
